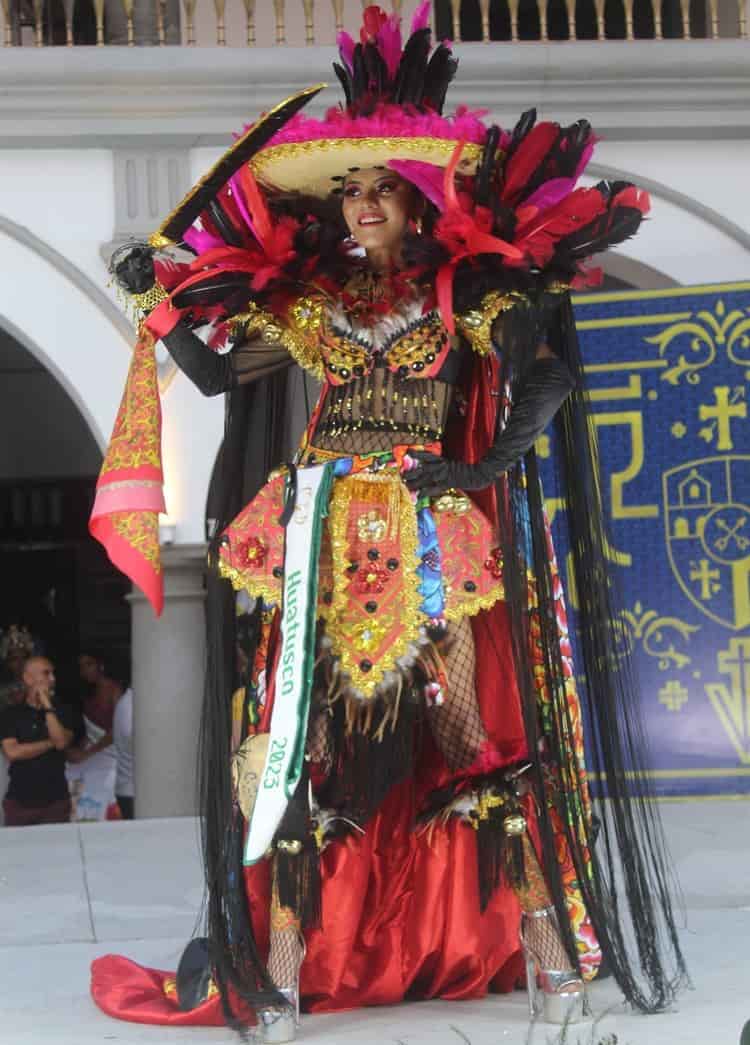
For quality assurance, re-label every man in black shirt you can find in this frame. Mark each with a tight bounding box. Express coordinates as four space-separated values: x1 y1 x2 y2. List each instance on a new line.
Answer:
0 656 74 826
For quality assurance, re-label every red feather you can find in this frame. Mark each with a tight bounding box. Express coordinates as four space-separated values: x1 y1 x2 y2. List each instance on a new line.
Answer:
611 185 651 215
501 122 559 206
236 165 273 249
511 187 606 267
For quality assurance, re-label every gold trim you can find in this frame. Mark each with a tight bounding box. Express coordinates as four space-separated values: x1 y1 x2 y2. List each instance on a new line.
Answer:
251 137 483 198
456 290 527 356
218 557 281 606
326 472 422 698
232 299 325 380
150 83 327 247
444 587 505 623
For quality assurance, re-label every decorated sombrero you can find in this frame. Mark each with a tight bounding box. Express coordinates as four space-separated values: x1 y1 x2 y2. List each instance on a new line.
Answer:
152 2 487 244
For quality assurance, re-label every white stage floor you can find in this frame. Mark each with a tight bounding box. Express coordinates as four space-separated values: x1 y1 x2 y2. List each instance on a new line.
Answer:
1 809 748 1045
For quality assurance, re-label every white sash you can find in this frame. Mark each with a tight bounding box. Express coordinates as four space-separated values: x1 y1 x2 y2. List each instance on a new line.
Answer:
244 463 332 865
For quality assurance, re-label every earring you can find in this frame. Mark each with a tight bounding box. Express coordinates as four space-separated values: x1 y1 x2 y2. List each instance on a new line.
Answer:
415 217 424 236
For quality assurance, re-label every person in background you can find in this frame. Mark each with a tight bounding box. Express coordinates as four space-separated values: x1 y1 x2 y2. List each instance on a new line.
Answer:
65 651 121 821
112 683 134 819
0 656 74 826
0 625 36 710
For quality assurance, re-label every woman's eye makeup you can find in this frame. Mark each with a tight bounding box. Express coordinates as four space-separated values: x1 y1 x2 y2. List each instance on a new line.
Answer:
343 179 400 198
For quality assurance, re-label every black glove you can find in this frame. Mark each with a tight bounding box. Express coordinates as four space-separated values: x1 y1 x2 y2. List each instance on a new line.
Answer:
110 243 156 296
405 355 574 497
161 324 236 398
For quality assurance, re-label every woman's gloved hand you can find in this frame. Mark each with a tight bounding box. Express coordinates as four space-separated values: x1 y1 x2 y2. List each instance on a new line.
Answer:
110 243 156 296
405 355 574 498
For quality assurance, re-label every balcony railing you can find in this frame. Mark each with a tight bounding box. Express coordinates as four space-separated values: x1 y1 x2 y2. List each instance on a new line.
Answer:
1 0 746 49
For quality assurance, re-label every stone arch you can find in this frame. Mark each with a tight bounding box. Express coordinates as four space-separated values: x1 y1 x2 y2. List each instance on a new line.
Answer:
0 214 224 543
0 214 133 453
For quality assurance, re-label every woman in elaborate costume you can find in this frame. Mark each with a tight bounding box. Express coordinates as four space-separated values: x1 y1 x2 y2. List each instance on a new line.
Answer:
93 5 687 1040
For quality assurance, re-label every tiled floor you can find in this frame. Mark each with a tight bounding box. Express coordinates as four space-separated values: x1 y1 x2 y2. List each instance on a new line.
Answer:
1 809 747 1045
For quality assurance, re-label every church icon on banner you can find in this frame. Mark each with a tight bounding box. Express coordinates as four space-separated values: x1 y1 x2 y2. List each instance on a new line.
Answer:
663 455 750 630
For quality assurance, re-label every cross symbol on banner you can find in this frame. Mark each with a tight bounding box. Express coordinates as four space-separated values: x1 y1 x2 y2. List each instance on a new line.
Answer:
698 386 747 451
689 558 722 600
706 638 750 763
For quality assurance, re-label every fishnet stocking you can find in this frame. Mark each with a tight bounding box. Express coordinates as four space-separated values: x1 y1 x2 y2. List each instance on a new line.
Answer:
519 838 576 975
268 871 304 990
426 616 488 771
306 706 334 781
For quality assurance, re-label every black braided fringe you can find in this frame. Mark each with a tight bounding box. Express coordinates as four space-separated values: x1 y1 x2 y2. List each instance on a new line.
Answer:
486 299 689 1010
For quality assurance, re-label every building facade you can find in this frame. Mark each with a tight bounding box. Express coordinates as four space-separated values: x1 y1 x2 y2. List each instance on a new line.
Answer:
1 0 748 815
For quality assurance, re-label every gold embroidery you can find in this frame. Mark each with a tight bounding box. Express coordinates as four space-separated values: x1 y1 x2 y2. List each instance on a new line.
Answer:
217 558 281 607
384 311 446 372
456 290 524 356
327 472 422 698
130 281 168 316
112 512 162 573
357 509 387 543
162 975 219 1000
100 330 162 474
231 299 325 380
443 587 505 623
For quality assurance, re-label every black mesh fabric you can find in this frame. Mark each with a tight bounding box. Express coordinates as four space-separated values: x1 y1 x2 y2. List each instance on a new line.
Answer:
426 616 488 771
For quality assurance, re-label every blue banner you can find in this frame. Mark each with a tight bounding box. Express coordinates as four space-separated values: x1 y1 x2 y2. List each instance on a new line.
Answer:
541 281 750 798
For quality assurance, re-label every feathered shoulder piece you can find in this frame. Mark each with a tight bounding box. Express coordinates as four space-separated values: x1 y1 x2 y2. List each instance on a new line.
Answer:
435 110 650 330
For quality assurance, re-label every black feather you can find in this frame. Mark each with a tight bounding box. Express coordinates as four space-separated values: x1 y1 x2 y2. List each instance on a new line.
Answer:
507 120 594 207
363 41 389 98
554 205 644 262
352 43 368 102
157 86 322 244
333 61 353 109
475 125 502 208
172 274 251 309
207 200 242 248
504 108 537 165
422 43 458 114
394 27 431 106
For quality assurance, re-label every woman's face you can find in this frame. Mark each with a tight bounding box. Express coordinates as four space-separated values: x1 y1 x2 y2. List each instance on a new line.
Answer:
341 168 416 260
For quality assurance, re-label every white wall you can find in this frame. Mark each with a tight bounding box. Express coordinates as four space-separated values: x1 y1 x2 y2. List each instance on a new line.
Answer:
0 152 224 542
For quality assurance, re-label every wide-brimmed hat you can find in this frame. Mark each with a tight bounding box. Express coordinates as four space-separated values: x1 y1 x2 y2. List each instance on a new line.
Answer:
152 4 487 245
247 3 486 198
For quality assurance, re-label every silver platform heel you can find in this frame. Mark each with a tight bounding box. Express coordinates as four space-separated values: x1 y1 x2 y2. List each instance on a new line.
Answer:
520 906 587 1025
258 985 299 1044
258 934 306 1043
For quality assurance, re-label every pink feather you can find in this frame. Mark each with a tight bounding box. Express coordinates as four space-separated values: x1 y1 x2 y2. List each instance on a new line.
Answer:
229 171 259 242
411 0 431 32
573 141 595 181
376 12 403 80
524 177 578 212
183 226 225 253
265 103 487 149
337 30 355 72
387 159 446 211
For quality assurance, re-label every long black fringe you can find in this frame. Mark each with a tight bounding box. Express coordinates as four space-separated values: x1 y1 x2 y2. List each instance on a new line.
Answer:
197 369 292 1026
487 297 688 1012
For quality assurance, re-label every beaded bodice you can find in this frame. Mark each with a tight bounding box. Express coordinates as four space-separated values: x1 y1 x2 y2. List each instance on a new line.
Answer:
309 275 460 454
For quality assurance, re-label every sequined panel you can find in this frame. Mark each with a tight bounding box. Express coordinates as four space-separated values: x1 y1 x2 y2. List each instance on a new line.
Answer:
217 473 287 604
323 472 422 699
431 492 505 621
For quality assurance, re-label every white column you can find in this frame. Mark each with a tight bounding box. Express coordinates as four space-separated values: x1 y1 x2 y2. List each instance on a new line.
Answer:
128 543 206 818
